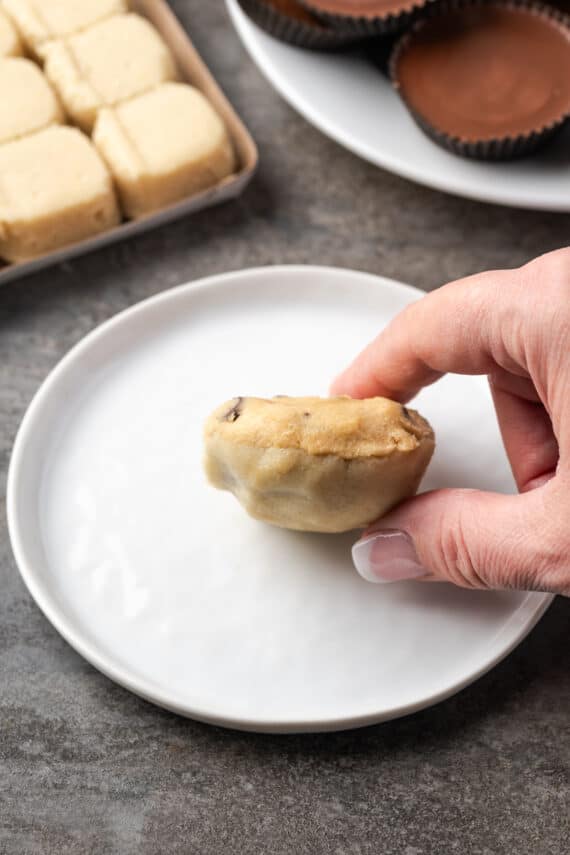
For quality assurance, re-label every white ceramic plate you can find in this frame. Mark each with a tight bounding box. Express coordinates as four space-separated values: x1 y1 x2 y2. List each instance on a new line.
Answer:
8 266 552 733
226 0 570 211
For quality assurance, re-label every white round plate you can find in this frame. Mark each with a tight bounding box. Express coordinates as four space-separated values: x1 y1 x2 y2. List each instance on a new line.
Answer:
8 266 552 733
227 0 570 211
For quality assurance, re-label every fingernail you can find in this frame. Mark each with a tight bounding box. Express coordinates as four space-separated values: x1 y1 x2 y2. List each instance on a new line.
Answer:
352 529 428 584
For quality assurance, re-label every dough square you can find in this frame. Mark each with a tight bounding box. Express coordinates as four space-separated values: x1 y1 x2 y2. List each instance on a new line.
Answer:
3 0 127 56
93 82 236 219
43 13 178 132
0 125 120 262
0 6 22 56
0 57 64 145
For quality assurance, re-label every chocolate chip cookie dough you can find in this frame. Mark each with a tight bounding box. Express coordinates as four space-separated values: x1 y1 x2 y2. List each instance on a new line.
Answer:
204 396 435 533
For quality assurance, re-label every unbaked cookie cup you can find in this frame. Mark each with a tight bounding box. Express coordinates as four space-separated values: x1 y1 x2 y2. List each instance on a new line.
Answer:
237 0 359 49
390 0 570 160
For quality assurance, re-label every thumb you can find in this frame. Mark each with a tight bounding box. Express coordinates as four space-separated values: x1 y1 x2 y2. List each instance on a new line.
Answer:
352 485 568 594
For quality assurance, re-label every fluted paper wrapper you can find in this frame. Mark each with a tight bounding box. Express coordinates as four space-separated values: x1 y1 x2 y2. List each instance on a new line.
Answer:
299 0 438 36
390 0 570 160
238 0 359 48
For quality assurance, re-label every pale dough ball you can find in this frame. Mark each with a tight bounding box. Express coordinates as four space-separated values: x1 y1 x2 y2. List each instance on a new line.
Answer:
93 82 236 219
0 6 22 56
42 13 177 132
0 125 120 262
204 396 436 533
0 58 64 145
3 0 127 57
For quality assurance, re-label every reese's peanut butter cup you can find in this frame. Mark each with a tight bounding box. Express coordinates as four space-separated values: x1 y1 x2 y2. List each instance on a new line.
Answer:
390 1 570 160
238 0 357 48
299 0 435 36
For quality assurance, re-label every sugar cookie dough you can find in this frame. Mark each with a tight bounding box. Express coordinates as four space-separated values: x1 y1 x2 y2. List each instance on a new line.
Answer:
43 13 177 131
0 58 64 145
204 396 435 533
0 125 120 262
3 0 127 57
0 6 22 56
93 82 236 218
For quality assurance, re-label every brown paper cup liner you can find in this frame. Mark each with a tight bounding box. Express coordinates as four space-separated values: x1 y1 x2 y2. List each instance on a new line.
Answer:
237 0 359 48
390 0 570 160
540 0 570 13
298 0 439 36
363 34 400 75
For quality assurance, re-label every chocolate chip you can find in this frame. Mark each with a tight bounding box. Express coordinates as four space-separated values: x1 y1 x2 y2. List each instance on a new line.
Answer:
222 397 243 422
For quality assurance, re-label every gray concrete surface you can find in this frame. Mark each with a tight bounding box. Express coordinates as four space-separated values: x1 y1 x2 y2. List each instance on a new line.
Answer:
1 2 569 852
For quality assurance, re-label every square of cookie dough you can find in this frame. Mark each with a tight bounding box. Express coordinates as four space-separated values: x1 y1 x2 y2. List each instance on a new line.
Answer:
0 58 64 145
0 125 120 262
3 0 127 56
93 83 236 218
0 6 22 56
43 13 178 132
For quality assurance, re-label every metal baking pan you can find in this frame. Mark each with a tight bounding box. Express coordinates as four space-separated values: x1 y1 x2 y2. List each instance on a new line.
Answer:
0 0 258 286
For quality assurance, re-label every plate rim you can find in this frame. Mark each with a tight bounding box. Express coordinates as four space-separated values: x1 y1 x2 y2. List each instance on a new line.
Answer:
225 0 570 213
7 264 554 733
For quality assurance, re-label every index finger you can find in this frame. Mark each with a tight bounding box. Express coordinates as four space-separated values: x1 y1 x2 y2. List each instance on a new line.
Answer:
331 268 522 402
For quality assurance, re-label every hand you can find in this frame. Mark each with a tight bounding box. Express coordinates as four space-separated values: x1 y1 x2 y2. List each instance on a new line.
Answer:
331 248 570 596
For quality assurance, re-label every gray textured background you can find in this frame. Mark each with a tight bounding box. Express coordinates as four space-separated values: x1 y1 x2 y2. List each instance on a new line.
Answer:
1 2 569 853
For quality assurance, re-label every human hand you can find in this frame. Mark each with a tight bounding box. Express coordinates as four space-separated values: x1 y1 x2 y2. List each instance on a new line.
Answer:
331 248 570 596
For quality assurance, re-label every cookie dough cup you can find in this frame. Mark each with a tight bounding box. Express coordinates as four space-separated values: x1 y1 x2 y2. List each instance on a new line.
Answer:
0 6 23 57
390 1 570 160
93 83 236 219
3 0 127 58
237 0 358 49
299 0 435 36
0 126 120 262
0 58 64 145
204 396 435 533
42 14 178 132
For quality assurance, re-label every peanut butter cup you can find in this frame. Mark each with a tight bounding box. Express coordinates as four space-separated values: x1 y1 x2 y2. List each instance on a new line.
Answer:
237 0 357 48
391 2 570 159
299 0 434 35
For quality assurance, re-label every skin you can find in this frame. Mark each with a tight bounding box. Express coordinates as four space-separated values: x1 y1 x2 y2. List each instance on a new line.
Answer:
331 247 570 596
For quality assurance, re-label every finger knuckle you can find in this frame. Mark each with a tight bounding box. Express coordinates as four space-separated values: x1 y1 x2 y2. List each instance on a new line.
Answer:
528 525 570 595
433 490 488 590
499 515 570 595
524 248 570 301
